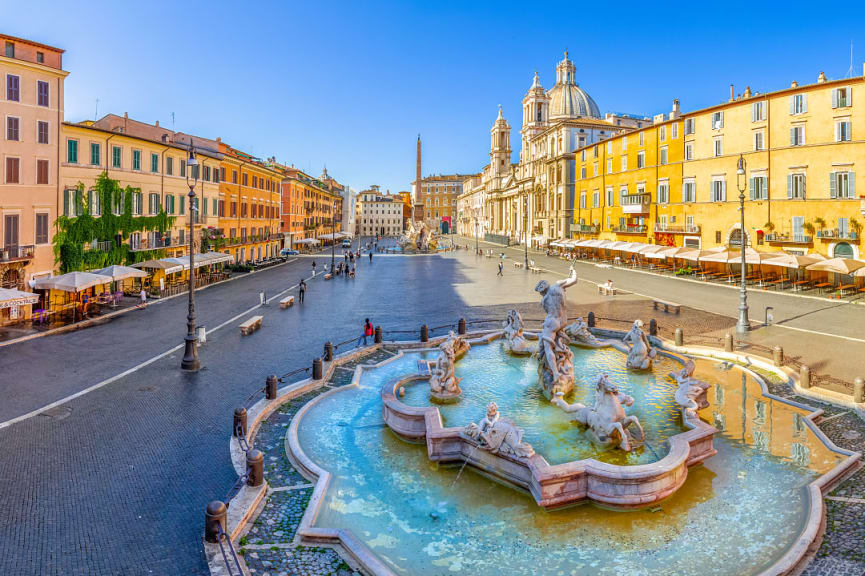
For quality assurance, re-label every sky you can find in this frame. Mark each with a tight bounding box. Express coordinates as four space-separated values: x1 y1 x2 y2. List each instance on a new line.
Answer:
6 0 865 194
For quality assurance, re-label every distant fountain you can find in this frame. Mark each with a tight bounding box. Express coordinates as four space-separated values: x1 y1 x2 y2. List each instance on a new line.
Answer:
535 267 578 397
623 320 656 370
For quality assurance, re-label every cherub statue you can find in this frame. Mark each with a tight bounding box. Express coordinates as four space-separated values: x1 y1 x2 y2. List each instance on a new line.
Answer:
623 320 656 370
670 359 710 420
463 402 535 458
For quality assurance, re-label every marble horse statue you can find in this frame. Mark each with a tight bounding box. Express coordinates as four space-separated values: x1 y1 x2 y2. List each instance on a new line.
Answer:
623 319 657 370
502 309 535 355
463 402 535 458
552 374 645 452
671 359 710 420
535 266 578 397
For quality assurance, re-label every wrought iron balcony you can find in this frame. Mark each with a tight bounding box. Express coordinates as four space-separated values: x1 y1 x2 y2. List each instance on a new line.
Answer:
0 244 35 261
816 229 859 241
765 233 812 244
130 236 173 251
575 224 600 234
611 225 648 234
654 224 701 234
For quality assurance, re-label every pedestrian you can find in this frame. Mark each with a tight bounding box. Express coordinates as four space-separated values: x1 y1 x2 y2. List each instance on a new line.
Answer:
299 279 306 303
497 261 504 277
357 318 374 347
369 251 373 263
138 287 147 309
312 260 316 276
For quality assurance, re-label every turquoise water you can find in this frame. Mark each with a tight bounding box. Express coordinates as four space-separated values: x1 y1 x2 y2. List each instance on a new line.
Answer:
297 347 845 576
402 344 683 465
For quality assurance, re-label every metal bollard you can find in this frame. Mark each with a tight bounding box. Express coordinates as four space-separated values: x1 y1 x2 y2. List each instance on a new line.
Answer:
420 324 429 342
374 325 382 344
233 407 247 438
854 378 864 404
800 366 811 389
204 500 227 543
724 333 733 352
773 345 784 367
675 327 683 347
324 341 334 361
246 449 264 487
458 318 466 335
265 375 278 400
649 318 658 337
587 311 595 328
312 357 323 380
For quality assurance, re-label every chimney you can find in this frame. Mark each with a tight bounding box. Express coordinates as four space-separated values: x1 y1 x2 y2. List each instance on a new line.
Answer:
155 120 159 127
791 80 799 88
817 71 827 83
729 84 734 102
671 98 680 118
123 112 128 119
743 86 752 98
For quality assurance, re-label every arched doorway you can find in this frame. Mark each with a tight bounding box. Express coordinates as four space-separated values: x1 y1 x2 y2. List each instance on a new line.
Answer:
440 220 450 234
834 242 854 258
728 228 749 248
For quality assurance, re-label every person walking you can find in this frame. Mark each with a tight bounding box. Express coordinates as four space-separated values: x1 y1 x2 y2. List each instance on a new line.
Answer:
357 318 374 347
369 251 373 263
311 260 316 276
138 287 147 309
298 279 306 303
497 261 504 277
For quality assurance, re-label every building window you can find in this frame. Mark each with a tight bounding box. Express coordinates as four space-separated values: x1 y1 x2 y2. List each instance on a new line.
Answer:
671 123 678 139
751 101 765 122
67 139 78 163
36 159 49 184
659 146 668 165
4 42 13 58
166 156 173 175
754 131 764 151
579 166 586 179
684 118 695 135
242 173 248 186
713 137 723 157
132 150 141 170
711 179 726 202
165 195 175 214
151 153 159 173
148 193 160 214
88 189 100 214
685 142 694 161
219 167 225 182
638 132 644 147
659 125 666 141
605 187 614 206
749 175 768 200
37 81 49 107
37 120 49 144
606 158 612 174
203 165 210 181
112 146 121 168
832 87 850 108
36 213 48 244
36 51 44 63
622 136 628 150
830 171 855 199
90 142 100 166
657 182 669 204
6 116 19 141
6 74 20 101
790 125 804 146
836 120 851 142
5 157 20 183
592 190 599 207
790 93 807 115
579 191 586 209
682 180 696 203
180 196 186 215
712 111 724 129
787 173 806 199
636 151 645 168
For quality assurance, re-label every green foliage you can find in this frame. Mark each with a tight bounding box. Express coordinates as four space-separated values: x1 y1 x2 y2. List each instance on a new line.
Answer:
53 172 175 272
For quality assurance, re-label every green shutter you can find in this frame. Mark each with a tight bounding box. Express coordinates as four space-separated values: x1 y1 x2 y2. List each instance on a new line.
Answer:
63 188 70 216
180 196 185 215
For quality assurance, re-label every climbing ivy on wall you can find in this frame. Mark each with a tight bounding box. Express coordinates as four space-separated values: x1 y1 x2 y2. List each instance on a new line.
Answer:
53 172 176 273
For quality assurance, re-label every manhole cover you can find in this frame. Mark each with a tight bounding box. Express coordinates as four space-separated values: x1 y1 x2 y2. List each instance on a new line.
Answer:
39 406 72 421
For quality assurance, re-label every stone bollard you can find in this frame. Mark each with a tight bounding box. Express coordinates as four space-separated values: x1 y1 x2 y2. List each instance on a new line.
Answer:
420 324 429 342
246 449 264 487
675 327 683 347
649 318 658 337
265 375 278 400
587 311 595 328
854 378 864 404
724 333 733 352
800 366 811 390
773 345 784 367
312 357 323 380
458 318 467 335
204 500 227 543
374 325 382 344
324 341 334 361
233 407 247 438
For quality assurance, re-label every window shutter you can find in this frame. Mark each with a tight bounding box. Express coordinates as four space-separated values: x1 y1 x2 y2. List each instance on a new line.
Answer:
719 111 724 128
787 174 793 198
748 177 755 200
802 94 807 113
832 89 838 109
789 96 794 114
850 172 856 198
829 172 837 198
790 127 795 146
63 189 70 216
751 104 756 122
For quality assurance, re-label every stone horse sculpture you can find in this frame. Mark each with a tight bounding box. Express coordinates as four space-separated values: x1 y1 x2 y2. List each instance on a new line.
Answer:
428 331 469 401
535 266 578 397
552 374 645 452
463 402 535 458
671 359 710 420
502 309 535 355
623 320 657 370
564 317 608 348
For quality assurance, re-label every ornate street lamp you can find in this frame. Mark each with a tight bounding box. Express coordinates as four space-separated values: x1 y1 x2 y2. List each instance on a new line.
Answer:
736 154 750 334
331 199 336 272
474 214 479 255
181 143 201 371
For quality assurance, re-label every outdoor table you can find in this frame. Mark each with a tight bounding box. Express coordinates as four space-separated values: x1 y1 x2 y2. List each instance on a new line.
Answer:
814 282 832 293
792 280 811 292
839 283 856 297
34 308 48 324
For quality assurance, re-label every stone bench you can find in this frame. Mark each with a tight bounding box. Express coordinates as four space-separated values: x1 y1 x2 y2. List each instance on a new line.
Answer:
598 285 617 295
652 299 681 314
279 296 294 309
529 266 542 274
513 262 524 268
239 315 263 335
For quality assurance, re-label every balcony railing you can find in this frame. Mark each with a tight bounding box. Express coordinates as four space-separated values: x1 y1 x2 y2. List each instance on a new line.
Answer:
0 244 35 261
611 225 648 234
816 229 859 241
130 236 173 252
654 224 701 234
766 233 812 244
575 224 600 234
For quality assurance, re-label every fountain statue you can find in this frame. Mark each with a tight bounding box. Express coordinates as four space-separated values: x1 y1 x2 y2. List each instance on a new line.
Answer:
671 359 710 420
535 267 578 397
502 309 535 355
463 402 535 458
623 320 657 370
552 374 645 452
399 220 417 247
428 331 470 402
564 317 609 348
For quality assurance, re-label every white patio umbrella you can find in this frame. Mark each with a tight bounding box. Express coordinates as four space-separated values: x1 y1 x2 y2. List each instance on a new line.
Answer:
94 265 149 281
0 288 40 308
635 245 668 259
699 248 778 265
32 271 112 292
132 259 185 275
807 258 865 275
761 253 825 269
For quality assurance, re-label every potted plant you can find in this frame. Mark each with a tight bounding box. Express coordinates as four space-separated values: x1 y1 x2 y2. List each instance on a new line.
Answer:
803 222 815 236
850 217 861 240
814 217 826 237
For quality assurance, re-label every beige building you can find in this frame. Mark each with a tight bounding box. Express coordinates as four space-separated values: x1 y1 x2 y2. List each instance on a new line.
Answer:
355 186 404 237
0 34 67 287
413 174 472 234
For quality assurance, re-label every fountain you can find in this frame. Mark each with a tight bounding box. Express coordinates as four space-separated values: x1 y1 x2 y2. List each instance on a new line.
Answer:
534 266 578 397
501 309 535 355
623 319 656 370
426 331 469 403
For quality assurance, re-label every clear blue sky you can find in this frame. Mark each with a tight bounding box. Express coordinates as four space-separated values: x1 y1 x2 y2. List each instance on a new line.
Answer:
6 0 865 194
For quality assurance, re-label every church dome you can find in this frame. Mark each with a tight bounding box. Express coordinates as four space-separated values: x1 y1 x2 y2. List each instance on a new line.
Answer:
547 52 601 119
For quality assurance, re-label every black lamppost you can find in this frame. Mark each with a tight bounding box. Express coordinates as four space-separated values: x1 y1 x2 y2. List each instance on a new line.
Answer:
474 214 479 254
330 199 336 272
181 143 200 371
736 154 750 333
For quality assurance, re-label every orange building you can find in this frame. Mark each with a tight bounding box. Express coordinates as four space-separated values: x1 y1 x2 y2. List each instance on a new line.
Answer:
277 165 342 247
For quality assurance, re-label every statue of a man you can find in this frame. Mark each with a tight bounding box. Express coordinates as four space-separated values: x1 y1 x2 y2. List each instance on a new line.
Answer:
535 266 578 383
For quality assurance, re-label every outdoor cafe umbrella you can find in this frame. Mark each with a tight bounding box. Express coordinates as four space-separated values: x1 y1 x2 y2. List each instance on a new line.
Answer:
0 287 40 308
132 259 186 275
698 248 778 265
32 271 112 292
635 245 667 259
94 265 149 281
805 257 865 275
761 253 825 269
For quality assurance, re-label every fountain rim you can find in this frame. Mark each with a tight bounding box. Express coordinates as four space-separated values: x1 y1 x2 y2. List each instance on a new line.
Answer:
275 328 861 576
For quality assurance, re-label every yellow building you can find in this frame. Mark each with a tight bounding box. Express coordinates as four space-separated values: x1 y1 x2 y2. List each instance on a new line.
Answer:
217 143 282 263
575 72 865 258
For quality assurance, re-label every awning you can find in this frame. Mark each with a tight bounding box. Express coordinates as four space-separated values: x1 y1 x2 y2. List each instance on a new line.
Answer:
807 257 865 275
0 288 40 309
32 271 112 292
699 248 779 265
93 265 150 281
196 252 234 266
294 238 321 245
619 242 648 253
133 259 185 275
762 253 825 269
